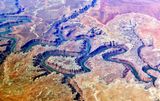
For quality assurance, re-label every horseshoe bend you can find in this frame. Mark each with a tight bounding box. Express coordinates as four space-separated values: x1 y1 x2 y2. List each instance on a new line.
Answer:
0 0 160 101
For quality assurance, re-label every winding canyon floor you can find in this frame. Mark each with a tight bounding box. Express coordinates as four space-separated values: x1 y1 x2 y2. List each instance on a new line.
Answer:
0 0 160 101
